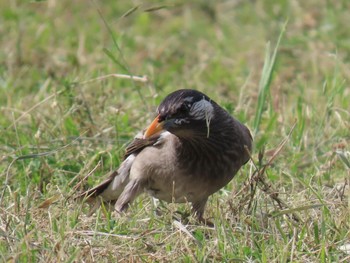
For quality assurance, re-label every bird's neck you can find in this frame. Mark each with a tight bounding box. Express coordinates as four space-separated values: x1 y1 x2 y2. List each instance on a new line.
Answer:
178 128 232 156
175 123 243 174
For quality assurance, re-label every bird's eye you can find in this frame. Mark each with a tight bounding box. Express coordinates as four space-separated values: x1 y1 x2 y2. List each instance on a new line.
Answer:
178 103 191 115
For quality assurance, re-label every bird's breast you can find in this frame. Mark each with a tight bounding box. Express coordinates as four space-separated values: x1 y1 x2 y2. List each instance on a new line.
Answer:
129 130 246 204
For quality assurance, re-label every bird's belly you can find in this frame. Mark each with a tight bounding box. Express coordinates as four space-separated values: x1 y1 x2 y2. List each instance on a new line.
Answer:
130 140 237 204
146 189 188 203
146 185 198 203
145 175 215 203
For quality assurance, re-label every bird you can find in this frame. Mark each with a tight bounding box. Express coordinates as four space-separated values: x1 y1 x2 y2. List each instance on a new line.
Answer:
78 89 252 223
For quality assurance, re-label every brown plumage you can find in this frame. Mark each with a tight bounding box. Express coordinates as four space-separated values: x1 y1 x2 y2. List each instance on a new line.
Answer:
78 89 252 222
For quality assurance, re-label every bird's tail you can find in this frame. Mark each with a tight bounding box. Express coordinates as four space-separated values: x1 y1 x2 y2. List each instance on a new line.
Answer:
75 154 136 202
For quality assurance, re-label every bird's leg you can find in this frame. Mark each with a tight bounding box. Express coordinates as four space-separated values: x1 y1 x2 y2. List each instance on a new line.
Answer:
86 198 102 216
114 179 144 213
192 198 214 226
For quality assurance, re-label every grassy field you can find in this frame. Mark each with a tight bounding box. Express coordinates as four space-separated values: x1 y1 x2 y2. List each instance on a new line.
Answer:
1 0 350 262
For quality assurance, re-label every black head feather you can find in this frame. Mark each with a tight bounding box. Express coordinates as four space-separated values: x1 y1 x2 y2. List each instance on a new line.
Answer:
157 89 212 122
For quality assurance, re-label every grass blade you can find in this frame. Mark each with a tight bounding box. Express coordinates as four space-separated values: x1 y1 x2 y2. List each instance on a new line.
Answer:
253 22 287 134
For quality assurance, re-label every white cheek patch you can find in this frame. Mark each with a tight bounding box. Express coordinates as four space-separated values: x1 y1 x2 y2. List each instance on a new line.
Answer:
190 99 214 121
190 98 214 138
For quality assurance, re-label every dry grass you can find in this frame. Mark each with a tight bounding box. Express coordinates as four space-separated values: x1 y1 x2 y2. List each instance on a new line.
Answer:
1 0 350 262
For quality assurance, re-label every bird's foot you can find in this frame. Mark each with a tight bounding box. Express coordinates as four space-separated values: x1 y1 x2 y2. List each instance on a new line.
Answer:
197 216 214 227
86 198 101 216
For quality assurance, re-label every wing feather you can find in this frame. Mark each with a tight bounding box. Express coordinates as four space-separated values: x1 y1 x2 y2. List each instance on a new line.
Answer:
77 134 161 201
124 135 160 159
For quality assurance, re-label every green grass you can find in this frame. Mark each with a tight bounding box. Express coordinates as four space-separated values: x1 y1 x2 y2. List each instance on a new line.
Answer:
1 0 350 262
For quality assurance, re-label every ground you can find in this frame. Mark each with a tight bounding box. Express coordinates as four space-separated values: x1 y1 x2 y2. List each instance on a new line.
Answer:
0 0 349 262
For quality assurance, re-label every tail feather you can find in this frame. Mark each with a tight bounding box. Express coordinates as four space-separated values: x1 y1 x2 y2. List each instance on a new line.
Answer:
77 170 118 200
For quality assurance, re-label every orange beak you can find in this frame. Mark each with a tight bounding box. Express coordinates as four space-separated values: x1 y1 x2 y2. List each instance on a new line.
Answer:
143 115 164 138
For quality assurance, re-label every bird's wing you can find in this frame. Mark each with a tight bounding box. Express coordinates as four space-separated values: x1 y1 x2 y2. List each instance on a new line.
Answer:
75 169 118 201
124 135 160 159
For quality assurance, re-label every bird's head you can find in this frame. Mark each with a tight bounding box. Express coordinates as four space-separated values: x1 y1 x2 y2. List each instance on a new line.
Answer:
144 89 218 139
